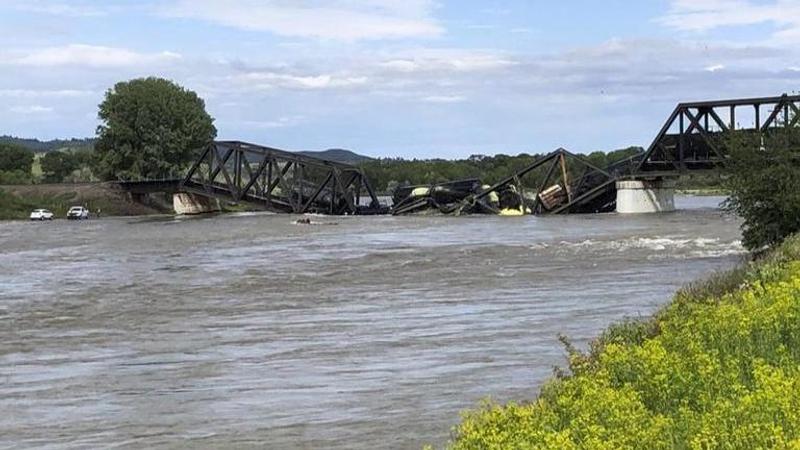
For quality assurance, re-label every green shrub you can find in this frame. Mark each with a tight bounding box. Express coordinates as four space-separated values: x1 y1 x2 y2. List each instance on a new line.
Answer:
0 169 33 185
723 128 800 251
0 142 34 173
449 235 800 449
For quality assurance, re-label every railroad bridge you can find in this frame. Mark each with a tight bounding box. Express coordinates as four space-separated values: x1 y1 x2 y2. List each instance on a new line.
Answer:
120 93 799 216
117 141 386 215
392 93 800 216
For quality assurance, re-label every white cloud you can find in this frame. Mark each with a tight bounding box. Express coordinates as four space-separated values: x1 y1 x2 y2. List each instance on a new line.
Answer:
235 72 369 90
9 105 54 114
217 48 518 101
378 51 517 74
659 0 800 42
705 64 725 72
10 0 108 17
159 0 442 41
243 116 306 129
380 59 420 73
421 95 465 103
0 89 95 98
5 44 181 68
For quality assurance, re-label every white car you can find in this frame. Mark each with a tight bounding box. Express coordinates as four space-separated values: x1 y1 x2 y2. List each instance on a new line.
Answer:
67 206 90 220
29 209 54 221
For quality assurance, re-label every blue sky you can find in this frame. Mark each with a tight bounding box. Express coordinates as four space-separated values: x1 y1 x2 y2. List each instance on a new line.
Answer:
1 0 799 158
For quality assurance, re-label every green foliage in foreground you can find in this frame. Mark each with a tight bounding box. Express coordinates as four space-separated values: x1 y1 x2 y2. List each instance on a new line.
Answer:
449 234 800 449
723 128 800 251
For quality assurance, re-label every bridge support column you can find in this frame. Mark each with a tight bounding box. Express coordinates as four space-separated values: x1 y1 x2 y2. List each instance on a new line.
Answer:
173 193 221 215
616 179 675 214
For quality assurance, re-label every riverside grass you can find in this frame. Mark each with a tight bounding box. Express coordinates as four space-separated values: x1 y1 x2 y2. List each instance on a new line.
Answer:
448 234 800 450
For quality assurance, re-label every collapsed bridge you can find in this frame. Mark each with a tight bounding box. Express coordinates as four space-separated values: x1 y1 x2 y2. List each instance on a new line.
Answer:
391 93 800 216
180 141 387 215
173 94 800 216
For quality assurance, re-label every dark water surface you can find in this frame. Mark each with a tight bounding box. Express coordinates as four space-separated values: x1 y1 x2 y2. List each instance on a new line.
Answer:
1 196 743 449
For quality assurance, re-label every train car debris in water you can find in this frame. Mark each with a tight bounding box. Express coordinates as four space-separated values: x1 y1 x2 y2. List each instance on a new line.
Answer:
391 179 482 215
161 94 799 217
390 148 629 216
179 142 630 217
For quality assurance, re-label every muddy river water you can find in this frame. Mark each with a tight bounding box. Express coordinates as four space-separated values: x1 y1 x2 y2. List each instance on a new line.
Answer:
1 196 744 449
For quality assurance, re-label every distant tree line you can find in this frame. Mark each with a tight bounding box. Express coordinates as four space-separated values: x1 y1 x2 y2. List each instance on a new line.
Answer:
0 141 96 184
0 136 95 153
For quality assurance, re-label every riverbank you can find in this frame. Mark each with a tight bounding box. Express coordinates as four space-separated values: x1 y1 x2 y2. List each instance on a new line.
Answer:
448 233 800 449
0 183 172 220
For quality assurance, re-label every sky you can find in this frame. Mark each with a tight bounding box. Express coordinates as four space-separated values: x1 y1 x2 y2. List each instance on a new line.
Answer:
1 0 799 158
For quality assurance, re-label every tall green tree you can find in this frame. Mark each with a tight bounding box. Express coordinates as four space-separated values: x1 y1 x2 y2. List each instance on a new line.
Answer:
723 127 800 251
0 143 34 173
40 151 78 183
94 77 216 181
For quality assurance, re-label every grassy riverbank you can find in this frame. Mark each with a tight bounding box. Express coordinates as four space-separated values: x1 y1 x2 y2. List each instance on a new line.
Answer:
449 234 800 449
0 184 172 220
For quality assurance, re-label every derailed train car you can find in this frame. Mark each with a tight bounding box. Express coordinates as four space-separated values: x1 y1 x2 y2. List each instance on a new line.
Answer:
390 148 635 216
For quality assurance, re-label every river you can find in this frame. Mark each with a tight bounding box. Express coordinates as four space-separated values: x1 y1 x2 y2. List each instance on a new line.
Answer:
0 196 744 449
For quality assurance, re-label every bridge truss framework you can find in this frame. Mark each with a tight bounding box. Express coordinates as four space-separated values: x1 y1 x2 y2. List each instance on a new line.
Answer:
395 94 800 216
181 141 383 215
637 94 800 173
174 94 799 216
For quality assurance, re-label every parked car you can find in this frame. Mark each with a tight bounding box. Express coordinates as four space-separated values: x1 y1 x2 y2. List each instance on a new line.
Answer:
29 209 54 221
67 206 90 220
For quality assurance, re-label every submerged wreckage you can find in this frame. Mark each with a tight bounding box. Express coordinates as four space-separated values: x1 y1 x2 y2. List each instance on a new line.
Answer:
390 148 638 216
179 140 636 217
178 142 644 216
179 94 800 216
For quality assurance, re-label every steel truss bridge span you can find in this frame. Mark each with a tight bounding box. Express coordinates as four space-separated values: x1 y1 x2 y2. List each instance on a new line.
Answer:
392 93 800 216
637 94 800 174
180 141 385 215
175 94 799 216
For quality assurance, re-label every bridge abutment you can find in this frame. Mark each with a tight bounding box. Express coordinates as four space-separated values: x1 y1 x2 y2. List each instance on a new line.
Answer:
616 179 675 214
173 193 221 215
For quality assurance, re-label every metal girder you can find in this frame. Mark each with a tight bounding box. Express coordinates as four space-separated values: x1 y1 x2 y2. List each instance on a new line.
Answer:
448 148 620 216
180 141 383 215
637 93 800 173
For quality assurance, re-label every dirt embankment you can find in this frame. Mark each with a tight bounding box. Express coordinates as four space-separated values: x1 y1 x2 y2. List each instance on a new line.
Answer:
0 183 174 220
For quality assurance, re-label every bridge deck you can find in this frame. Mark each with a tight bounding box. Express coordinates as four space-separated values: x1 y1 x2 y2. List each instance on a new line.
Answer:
393 93 798 216
122 93 798 217
181 141 385 215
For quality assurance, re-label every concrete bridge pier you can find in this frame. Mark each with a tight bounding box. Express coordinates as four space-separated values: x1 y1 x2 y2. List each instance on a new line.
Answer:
173 192 221 215
616 179 676 214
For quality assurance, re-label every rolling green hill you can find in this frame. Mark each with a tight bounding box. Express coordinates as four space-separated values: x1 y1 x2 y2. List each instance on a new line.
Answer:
297 148 374 164
0 135 95 153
